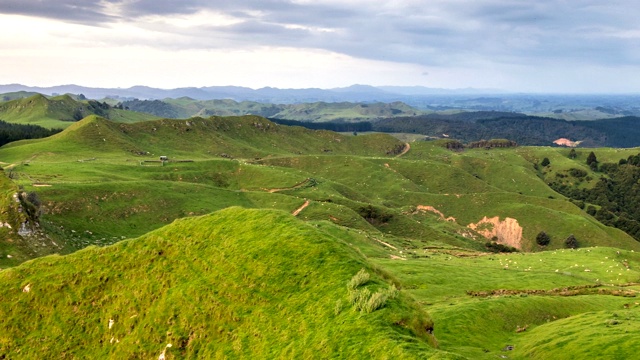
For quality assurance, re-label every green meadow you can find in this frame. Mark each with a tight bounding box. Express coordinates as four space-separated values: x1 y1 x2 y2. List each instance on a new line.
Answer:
0 111 639 358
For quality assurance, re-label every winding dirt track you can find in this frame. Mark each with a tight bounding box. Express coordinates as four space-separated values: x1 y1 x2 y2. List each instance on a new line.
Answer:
292 200 310 216
396 143 411 157
264 178 311 193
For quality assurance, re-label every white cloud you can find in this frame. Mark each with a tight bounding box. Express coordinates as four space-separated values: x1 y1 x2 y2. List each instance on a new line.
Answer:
1 1 640 92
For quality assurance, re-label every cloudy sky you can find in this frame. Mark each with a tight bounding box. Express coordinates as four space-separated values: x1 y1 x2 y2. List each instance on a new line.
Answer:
1 0 639 92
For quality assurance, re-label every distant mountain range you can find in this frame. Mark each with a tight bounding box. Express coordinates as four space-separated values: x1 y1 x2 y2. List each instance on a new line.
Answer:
0 83 500 103
4 83 640 119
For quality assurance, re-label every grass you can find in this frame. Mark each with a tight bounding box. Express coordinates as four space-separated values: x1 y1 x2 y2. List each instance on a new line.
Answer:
0 94 158 129
372 246 640 359
0 207 436 359
2 116 638 261
513 307 640 359
2 114 640 358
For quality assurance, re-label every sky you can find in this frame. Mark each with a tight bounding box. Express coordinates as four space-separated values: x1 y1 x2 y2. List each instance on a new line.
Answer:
1 0 639 93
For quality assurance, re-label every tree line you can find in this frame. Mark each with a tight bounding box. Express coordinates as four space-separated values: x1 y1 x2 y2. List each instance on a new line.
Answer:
0 120 62 147
550 152 640 241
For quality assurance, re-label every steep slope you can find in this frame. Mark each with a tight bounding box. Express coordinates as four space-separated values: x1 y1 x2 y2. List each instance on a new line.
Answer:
0 171 32 267
0 207 436 359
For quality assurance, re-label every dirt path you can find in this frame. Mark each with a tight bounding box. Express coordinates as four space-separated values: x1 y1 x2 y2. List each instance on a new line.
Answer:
373 237 398 250
292 200 310 216
265 178 311 193
395 143 411 158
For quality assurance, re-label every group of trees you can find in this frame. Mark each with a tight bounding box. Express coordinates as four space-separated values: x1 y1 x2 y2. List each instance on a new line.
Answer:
536 231 579 248
550 152 640 241
269 118 373 132
372 113 612 146
0 120 62 146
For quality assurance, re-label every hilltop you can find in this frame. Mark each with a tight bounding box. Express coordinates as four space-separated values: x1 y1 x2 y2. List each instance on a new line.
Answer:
122 98 640 147
0 94 158 129
122 98 424 122
0 207 436 358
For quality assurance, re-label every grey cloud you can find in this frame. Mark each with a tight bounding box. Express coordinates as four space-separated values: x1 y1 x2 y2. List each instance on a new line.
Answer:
4 0 640 68
0 0 117 24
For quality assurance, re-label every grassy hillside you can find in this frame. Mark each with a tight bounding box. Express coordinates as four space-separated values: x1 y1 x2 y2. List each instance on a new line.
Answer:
2 113 640 358
375 246 640 359
122 98 425 122
0 207 437 358
0 171 30 268
1 116 639 262
0 91 41 102
0 94 158 129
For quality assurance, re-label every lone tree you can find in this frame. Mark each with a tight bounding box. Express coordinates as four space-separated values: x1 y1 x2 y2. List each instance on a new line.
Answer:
565 234 579 249
568 148 577 159
586 151 598 171
541 157 550 167
536 231 551 246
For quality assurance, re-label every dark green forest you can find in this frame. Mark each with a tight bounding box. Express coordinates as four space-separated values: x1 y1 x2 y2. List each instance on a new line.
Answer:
277 112 640 148
269 118 373 132
0 120 61 147
550 152 640 240
373 113 610 146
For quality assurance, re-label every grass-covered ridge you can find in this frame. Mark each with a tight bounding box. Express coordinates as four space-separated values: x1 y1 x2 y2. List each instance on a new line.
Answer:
0 207 438 358
0 94 158 129
2 115 639 263
122 98 425 122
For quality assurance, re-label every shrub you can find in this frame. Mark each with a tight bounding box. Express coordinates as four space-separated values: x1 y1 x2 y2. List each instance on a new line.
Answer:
358 205 393 225
485 241 517 253
565 234 579 249
569 168 587 178
541 157 550 167
536 231 551 246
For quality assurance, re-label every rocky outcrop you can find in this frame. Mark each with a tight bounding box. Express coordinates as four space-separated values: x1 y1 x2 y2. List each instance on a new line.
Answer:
414 205 456 222
468 216 523 249
553 138 582 147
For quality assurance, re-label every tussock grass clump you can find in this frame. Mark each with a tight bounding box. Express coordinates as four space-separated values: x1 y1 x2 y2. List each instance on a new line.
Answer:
347 269 399 313
347 268 370 290
364 284 399 313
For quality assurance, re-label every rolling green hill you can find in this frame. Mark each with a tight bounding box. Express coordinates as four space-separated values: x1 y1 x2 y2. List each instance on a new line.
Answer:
122 98 425 122
0 91 41 102
2 113 640 358
0 207 437 358
1 115 638 262
0 94 158 129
